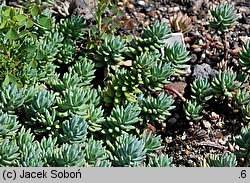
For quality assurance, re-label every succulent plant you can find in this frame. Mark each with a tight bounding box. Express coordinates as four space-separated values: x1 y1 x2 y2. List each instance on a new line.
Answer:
140 21 170 50
238 42 250 72
233 88 250 109
39 136 57 166
56 40 77 64
163 42 190 76
18 142 43 167
133 51 157 72
102 68 142 106
132 52 172 91
145 61 173 91
140 130 164 157
148 154 173 167
169 12 193 34
24 90 59 132
183 99 203 121
54 143 85 167
0 139 19 166
94 159 112 167
68 57 96 87
85 105 105 132
17 127 35 151
57 16 86 41
95 35 128 67
206 152 237 167
129 21 171 55
112 134 146 167
101 103 142 135
56 86 89 117
191 77 213 103
140 92 175 123
59 115 88 144
52 72 83 93
211 68 242 98
234 125 250 165
35 30 63 64
209 3 238 32
16 126 43 166
0 84 25 114
84 136 107 165
242 103 250 122
0 110 21 138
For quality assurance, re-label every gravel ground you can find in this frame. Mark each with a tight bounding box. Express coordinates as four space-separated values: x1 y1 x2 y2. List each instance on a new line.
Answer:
114 0 250 166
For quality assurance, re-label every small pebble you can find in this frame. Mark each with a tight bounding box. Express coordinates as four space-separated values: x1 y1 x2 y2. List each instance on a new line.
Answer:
203 120 211 129
218 139 226 145
127 4 134 10
117 2 123 6
168 117 177 124
159 7 168 12
168 6 180 12
181 132 187 140
216 121 224 129
193 47 202 52
143 6 152 13
137 0 146 6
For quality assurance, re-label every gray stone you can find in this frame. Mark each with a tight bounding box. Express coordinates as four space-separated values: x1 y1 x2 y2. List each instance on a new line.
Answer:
192 63 218 78
165 32 185 47
137 0 146 6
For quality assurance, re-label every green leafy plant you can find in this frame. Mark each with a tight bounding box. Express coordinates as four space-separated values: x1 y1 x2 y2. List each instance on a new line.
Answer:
1 1 249 168
94 159 112 167
234 125 250 165
0 84 25 114
206 152 237 167
144 61 173 91
163 42 190 76
16 127 44 167
54 143 85 167
191 77 213 103
211 68 242 98
233 88 250 109
209 3 238 32
102 68 142 106
148 154 173 167
24 90 59 133
68 57 96 87
238 42 250 72
140 21 170 51
56 86 89 117
140 130 164 157
111 134 146 167
242 103 250 121
132 51 172 91
140 92 175 123
39 136 57 166
183 100 203 121
0 4 54 84
169 12 193 34
129 21 171 54
59 115 88 144
0 110 20 138
102 103 142 135
0 139 19 167
83 0 111 33
84 136 107 166
95 35 128 68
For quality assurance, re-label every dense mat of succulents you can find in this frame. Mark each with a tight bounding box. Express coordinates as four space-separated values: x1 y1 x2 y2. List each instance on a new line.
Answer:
0 0 249 167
